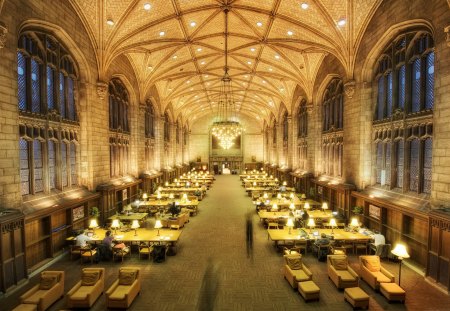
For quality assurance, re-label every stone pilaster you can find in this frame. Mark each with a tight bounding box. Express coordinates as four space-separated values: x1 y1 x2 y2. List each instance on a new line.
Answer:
445 25 450 47
154 116 165 170
0 21 7 48
287 116 293 168
96 81 108 99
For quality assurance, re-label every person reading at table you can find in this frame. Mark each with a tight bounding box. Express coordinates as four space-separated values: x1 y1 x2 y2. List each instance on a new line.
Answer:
75 230 92 248
97 230 115 261
313 233 330 261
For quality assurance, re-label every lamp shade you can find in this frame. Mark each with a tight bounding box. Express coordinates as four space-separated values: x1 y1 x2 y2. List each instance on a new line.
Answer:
272 203 278 211
263 192 268 199
301 194 306 199
253 181 257 186
142 193 148 200
391 243 410 259
329 218 337 227
322 202 328 210
286 218 294 227
131 220 140 229
182 193 188 200
154 220 163 229
111 219 120 229
169 193 174 199
123 205 132 211
165 181 169 186
277 193 282 200
304 202 310 210
195 182 199 187
307 218 315 228
158 186 162 192
283 181 287 186
289 203 295 210
350 217 359 227
89 219 98 229
157 192 162 199
289 192 294 199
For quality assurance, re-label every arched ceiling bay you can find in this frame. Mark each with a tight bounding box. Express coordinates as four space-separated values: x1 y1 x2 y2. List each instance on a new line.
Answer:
69 0 382 126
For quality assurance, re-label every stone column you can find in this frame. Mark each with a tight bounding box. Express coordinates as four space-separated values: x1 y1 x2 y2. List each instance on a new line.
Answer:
154 116 165 170
287 116 294 168
138 104 147 173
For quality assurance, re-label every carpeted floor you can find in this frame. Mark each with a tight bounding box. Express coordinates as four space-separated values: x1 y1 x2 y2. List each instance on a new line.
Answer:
2 175 450 310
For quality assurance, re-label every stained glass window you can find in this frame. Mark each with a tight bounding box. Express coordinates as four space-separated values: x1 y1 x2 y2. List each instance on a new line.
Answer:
396 141 404 188
376 142 382 183
411 58 421 113
33 140 43 193
423 138 432 193
398 65 405 110
70 143 77 185
31 59 41 113
377 75 385 120
59 72 65 116
425 52 434 110
387 72 393 117
61 143 68 187
47 66 54 110
409 139 419 192
68 77 75 120
385 143 391 186
18 52 27 110
19 139 30 195
48 140 56 190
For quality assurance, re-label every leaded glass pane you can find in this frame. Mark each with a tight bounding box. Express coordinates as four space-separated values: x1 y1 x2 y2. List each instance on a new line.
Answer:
423 138 432 193
18 52 27 110
68 77 75 120
70 143 77 185
338 144 343 177
33 140 43 193
409 139 419 192
396 141 404 188
425 52 434 110
48 140 56 189
61 143 68 187
387 72 393 117
46 66 54 110
59 72 65 115
385 143 391 186
377 75 385 119
411 58 421 113
376 142 382 184
31 59 40 113
110 145 115 177
19 139 30 195
398 65 405 110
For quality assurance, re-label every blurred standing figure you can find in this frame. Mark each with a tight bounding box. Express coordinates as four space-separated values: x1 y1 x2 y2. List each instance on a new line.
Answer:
198 258 220 311
246 212 254 259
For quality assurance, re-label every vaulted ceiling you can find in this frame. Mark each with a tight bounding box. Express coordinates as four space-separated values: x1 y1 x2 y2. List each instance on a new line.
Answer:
69 0 382 126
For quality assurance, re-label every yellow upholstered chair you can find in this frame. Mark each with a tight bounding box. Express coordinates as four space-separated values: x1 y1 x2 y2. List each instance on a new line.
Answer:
106 267 141 309
19 271 64 311
80 245 97 264
359 255 395 290
327 255 359 289
138 242 153 260
283 254 313 289
69 245 82 260
66 268 105 308
112 243 131 262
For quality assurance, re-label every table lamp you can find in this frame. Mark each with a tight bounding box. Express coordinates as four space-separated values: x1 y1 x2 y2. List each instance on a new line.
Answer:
289 192 294 200
277 193 282 201
142 193 148 201
111 219 120 234
123 204 132 215
89 219 98 235
286 218 294 234
157 192 162 203
289 203 295 212
174 178 178 182
182 193 188 202
272 203 278 212
169 193 174 200
195 182 199 187
350 217 359 229
131 220 140 236
165 181 169 186
304 202 310 211
270 175 273 179
329 218 337 234
283 181 287 186
322 202 328 214
275 178 279 182
391 243 410 287
301 194 306 200
154 220 163 236
263 192 268 200
307 218 315 233
253 181 257 187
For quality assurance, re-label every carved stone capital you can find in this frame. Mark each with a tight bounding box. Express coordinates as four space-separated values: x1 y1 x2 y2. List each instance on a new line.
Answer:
306 103 314 114
344 80 356 98
96 81 108 99
445 25 450 47
0 21 7 49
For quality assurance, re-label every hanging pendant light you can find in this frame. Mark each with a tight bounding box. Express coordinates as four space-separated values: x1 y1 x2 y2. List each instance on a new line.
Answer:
211 8 243 149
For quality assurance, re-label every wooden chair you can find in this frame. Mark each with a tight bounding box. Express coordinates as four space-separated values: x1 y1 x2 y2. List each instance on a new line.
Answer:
70 245 82 260
113 244 131 263
138 242 153 260
354 240 369 255
80 245 97 264
268 222 278 229
341 241 354 255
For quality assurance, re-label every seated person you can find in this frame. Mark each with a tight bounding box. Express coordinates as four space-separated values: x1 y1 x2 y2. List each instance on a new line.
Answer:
97 230 115 261
313 233 331 260
75 230 92 247
279 184 287 192
372 231 386 246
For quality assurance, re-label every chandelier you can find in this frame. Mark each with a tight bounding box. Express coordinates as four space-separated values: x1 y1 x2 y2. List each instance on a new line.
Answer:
211 8 242 150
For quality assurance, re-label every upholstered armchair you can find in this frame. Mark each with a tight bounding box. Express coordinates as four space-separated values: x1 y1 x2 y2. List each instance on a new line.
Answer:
106 267 141 309
20 271 65 311
66 268 104 308
283 254 313 289
327 255 359 289
359 255 395 290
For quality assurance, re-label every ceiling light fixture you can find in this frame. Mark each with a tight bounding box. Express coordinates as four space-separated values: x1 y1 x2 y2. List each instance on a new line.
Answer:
337 18 346 26
275 55 280 59
256 21 263 27
190 21 197 27
197 48 202 52
247 61 252 65
211 9 243 150
143 3 152 10
173 55 178 59
201 61 206 65
287 30 293 36
106 19 114 26
250 48 256 52
268 67 273 71
301 3 309 10
159 31 165 36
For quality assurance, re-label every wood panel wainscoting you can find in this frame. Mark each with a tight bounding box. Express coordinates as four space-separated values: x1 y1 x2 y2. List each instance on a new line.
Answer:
351 189 429 268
